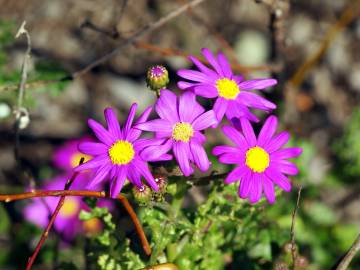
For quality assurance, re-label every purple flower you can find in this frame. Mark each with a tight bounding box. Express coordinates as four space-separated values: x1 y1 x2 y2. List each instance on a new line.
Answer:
135 90 218 176
23 174 112 240
177 48 277 124
212 116 302 204
53 137 93 171
74 104 163 197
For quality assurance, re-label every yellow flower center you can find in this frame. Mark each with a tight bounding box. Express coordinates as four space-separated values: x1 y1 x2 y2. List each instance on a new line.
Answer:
83 218 102 235
108 140 135 165
71 152 91 168
60 198 80 218
216 78 240 100
172 122 194 142
245 146 270 173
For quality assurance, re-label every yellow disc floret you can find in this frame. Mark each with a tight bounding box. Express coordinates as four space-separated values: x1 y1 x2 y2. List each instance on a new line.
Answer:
245 146 270 173
216 78 240 100
71 152 91 168
172 122 194 142
108 140 135 165
60 198 80 218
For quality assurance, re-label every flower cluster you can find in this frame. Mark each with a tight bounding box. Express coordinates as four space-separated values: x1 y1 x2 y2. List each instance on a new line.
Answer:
24 138 113 240
75 48 302 204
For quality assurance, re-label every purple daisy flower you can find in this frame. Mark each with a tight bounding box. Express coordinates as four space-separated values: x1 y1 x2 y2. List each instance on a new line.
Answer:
74 104 164 198
135 90 218 176
52 136 93 171
212 116 302 204
177 48 277 124
23 174 112 240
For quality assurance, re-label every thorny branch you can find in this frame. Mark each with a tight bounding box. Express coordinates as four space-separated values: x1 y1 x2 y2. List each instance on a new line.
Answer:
290 185 302 270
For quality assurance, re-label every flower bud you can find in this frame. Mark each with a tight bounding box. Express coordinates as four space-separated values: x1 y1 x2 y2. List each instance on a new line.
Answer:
132 185 152 205
146 65 169 92
154 174 168 193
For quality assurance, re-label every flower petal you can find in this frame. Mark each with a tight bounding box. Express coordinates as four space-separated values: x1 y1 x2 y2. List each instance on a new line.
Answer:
74 154 109 171
237 91 276 111
140 139 173 162
110 166 127 198
123 103 138 138
225 101 259 123
271 147 303 159
135 119 173 132
224 165 248 184
217 52 232 77
213 97 228 123
212 145 239 156
193 84 219 98
190 140 210 172
249 173 262 204
131 158 158 191
238 79 277 90
238 169 252 199
173 141 193 176
240 118 257 147
265 131 290 153
104 108 122 138
127 106 153 141
222 125 248 150
201 48 223 75
177 81 197 89
192 110 217 131
263 175 275 204
177 69 213 83
156 89 179 123
189 55 218 77
88 119 114 146
78 142 107 156
218 152 243 164
179 91 197 122
87 164 110 188
257 115 278 146
265 167 291 192
272 160 299 175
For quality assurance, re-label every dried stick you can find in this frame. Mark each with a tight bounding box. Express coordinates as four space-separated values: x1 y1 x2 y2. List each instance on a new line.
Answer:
290 185 302 270
25 158 84 270
334 234 360 270
0 189 151 257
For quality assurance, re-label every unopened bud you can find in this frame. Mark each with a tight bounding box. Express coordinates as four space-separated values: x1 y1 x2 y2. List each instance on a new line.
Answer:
154 174 168 193
132 185 152 205
146 65 169 92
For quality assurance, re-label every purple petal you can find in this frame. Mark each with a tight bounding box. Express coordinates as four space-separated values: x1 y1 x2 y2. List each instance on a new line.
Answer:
263 175 275 204
192 110 217 131
193 84 219 98
218 152 243 164
177 81 197 90
136 119 172 133
78 142 107 156
271 147 303 159
123 103 138 138
265 167 291 192
213 97 228 123
238 169 252 199
224 165 247 184
140 139 173 162
201 48 223 75
190 140 210 172
217 52 232 77
233 75 244 84
131 158 158 191
238 78 277 90
133 138 165 152
173 141 193 176
74 154 109 171
272 160 299 175
156 89 179 123
179 91 197 122
127 163 142 187
225 101 259 123
257 116 278 146
110 166 127 198
240 118 257 147
237 91 276 111
222 125 249 150
104 108 121 138
189 55 218 77
87 164 110 188
265 131 290 153
193 131 206 144
88 119 114 146
127 106 153 141
212 145 239 156
177 69 213 83
249 173 263 204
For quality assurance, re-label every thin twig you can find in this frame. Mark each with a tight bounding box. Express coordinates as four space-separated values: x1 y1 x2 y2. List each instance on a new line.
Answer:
334 234 360 270
0 188 151 256
14 21 31 161
25 158 84 270
71 0 207 79
290 185 302 270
